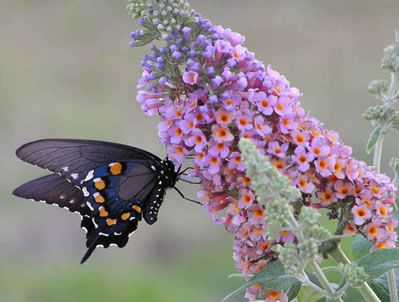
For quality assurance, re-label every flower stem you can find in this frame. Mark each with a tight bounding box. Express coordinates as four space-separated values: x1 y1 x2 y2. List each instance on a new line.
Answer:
372 119 398 302
309 260 343 302
330 246 381 302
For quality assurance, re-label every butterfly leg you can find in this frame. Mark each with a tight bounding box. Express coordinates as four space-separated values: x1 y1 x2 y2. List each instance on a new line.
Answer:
179 178 201 185
173 187 202 206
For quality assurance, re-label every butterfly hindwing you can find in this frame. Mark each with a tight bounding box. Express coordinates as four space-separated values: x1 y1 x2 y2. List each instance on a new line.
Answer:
13 174 90 216
78 159 163 263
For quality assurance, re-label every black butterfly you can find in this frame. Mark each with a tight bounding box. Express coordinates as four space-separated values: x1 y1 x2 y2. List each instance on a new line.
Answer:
13 139 199 263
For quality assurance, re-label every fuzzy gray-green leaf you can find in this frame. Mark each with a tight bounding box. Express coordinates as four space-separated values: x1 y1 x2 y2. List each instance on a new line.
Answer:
366 126 382 154
357 248 399 280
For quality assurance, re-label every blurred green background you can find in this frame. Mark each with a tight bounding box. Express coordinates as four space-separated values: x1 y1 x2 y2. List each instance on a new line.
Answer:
1 1 399 301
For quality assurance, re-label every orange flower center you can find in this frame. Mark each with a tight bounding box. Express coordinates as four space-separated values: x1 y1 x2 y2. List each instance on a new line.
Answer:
253 208 263 218
371 186 380 194
239 118 247 126
379 207 388 216
299 155 307 164
296 135 305 143
356 208 366 217
299 178 307 188
242 194 251 204
274 147 282 154
175 109 183 117
210 157 218 165
276 103 284 111
261 99 269 108
196 113 204 122
377 242 387 249
368 226 378 237
175 147 183 155
175 128 182 136
319 159 328 169
217 128 228 138
340 187 349 195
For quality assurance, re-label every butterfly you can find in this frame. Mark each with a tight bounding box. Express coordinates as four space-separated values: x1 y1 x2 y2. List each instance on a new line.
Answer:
13 139 199 263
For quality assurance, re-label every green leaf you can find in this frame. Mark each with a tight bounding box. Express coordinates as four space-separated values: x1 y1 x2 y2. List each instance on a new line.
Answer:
352 235 372 260
251 261 299 291
297 286 325 302
286 283 301 301
369 269 399 301
366 126 382 154
369 278 390 301
357 248 399 280
221 261 300 302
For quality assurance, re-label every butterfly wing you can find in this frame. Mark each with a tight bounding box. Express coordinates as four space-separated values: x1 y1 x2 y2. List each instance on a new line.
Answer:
14 139 171 263
79 159 160 263
16 139 160 185
13 174 90 216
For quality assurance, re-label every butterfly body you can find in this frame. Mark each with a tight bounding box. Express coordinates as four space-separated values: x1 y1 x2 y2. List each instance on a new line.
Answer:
13 139 183 263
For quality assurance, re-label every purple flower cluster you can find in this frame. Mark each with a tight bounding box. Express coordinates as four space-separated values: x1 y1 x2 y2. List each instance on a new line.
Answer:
132 11 397 301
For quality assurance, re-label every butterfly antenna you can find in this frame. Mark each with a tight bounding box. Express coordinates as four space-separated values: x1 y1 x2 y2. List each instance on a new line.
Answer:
173 187 202 206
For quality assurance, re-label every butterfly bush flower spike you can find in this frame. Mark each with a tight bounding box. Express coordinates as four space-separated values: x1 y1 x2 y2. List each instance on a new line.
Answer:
128 1 398 300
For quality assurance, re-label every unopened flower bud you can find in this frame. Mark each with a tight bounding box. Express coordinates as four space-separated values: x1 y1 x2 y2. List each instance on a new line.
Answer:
381 41 399 72
368 79 387 96
342 263 368 288
298 239 318 261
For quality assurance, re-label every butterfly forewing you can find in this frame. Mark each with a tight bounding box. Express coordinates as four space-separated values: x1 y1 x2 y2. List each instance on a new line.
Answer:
16 139 160 185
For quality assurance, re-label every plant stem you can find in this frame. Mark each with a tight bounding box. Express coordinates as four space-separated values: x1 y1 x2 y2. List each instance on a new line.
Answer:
309 261 343 301
372 121 398 302
286 213 342 300
330 246 381 302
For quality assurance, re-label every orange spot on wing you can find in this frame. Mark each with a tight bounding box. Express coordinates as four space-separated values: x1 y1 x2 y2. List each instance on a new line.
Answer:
132 205 142 213
94 193 105 203
106 218 117 226
109 162 123 176
94 178 106 190
99 206 108 217
121 212 131 221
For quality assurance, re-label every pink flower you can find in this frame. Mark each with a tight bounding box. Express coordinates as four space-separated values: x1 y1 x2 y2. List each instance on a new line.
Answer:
184 129 207 152
292 145 314 172
254 116 272 136
212 125 234 143
265 290 288 302
215 108 235 126
182 71 199 85
205 154 221 174
352 205 371 225
229 152 245 171
255 92 276 115
273 96 291 116
309 137 330 157
314 156 334 177
267 141 288 158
